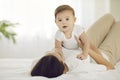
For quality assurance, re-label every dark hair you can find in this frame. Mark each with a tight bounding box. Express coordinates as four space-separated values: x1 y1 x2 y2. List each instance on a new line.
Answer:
55 5 75 18
31 55 65 78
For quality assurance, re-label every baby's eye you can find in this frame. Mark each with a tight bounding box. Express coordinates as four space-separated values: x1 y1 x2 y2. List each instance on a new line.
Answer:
66 18 69 21
58 19 62 22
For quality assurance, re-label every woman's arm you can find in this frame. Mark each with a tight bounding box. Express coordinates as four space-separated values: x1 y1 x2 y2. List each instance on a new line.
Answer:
75 32 89 59
88 49 114 70
75 35 114 70
79 32 89 55
55 39 64 59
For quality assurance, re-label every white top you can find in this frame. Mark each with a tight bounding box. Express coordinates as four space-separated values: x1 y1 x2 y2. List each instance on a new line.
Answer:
62 48 107 73
65 57 106 73
55 25 85 49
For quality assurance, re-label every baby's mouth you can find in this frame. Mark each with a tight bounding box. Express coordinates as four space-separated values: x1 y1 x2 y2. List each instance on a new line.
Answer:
62 26 68 29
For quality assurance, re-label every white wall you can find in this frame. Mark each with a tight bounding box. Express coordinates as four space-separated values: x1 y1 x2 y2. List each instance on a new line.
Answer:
94 0 110 20
94 0 120 21
0 0 112 58
110 0 120 21
0 35 54 58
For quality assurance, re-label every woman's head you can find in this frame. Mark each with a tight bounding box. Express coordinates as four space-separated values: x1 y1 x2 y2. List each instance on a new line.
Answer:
31 51 68 78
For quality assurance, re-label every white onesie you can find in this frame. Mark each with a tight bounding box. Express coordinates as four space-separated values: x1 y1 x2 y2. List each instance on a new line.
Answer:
55 25 85 49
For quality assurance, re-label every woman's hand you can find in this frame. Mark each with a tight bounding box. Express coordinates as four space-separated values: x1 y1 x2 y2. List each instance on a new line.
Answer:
55 48 65 61
74 36 83 49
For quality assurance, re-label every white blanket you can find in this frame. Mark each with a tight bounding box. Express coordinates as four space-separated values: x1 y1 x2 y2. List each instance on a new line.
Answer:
0 48 120 80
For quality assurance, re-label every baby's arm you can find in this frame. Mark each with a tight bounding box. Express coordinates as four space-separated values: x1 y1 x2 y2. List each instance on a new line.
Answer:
55 39 64 59
75 32 89 60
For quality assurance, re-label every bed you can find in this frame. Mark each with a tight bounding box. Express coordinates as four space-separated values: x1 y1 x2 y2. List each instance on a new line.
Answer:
0 13 120 80
0 50 120 80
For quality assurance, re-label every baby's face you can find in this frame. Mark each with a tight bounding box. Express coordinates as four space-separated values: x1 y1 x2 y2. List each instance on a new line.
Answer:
55 10 76 33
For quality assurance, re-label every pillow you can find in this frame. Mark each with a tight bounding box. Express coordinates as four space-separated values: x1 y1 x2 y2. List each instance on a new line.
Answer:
99 22 120 65
86 14 115 47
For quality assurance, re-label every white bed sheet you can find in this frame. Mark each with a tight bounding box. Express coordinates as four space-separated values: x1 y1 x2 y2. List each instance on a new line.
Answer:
0 59 120 80
0 49 120 80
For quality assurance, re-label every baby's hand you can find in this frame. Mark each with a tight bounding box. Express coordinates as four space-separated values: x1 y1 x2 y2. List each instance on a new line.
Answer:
77 53 88 60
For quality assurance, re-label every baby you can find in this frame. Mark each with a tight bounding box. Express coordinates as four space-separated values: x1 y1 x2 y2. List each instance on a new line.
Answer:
54 4 90 60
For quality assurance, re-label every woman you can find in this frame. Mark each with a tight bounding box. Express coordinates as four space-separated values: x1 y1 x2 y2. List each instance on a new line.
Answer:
31 37 114 78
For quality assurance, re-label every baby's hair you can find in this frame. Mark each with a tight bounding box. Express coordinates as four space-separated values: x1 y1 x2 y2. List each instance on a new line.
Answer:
55 5 75 18
31 55 65 78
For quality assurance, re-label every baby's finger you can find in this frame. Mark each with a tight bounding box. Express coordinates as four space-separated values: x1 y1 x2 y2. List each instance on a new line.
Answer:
76 55 82 59
77 56 83 60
